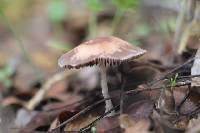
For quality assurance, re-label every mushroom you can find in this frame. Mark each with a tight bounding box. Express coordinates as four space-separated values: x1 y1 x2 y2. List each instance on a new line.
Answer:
58 36 146 116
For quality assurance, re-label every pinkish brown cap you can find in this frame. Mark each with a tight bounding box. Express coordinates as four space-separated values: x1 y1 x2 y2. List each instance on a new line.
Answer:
58 36 146 69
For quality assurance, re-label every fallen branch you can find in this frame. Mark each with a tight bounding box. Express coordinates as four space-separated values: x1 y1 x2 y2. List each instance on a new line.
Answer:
177 0 200 54
26 70 76 110
80 105 119 132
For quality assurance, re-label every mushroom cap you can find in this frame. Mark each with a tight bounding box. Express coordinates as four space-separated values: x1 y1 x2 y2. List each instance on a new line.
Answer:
58 36 146 69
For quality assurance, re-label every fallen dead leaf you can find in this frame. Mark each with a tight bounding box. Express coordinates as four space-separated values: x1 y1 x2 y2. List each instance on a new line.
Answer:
186 116 200 133
1 96 23 106
20 99 81 133
119 114 135 129
125 99 154 119
125 119 150 133
96 116 120 133
64 115 98 131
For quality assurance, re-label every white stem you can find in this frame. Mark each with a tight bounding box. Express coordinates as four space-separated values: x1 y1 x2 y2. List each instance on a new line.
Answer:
100 65 115 116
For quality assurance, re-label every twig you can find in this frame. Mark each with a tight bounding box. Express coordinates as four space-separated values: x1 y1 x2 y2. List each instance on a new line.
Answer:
126 81 191 95
26 70 76 110
173 0 188 53
177 0 199 54
50 97 113 132
177 74 200 80
80 105 120 132
147 57 194 86
174 0 197 54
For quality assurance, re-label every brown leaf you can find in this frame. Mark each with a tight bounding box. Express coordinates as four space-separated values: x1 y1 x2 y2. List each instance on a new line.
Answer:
173 86 188 107
96 116 120 133
1 96 23 106
179 90 200 115
20 109 74 133
125 119 150 133
0 107 17 133
20 100 81 133
186 116 200 133
120 61 160 89
64 115 98 131
119 114 135 129
125 100 154 119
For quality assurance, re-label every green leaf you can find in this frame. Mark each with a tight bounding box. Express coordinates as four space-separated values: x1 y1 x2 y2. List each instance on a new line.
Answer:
0 4 5 16
159 18 176 32
111 0 140 11
0 71 6 81
49 40 72 51
91 126 96 133
86 0 103 13
135 24 151 37
4 64 14 76
131 39 142 46
0 64 14 88
3 79 12 88
48 0 67 23
168 73 178 90
0 0 6 11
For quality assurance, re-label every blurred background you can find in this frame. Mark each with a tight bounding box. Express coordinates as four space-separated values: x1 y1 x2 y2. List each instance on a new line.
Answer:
0 0 182 93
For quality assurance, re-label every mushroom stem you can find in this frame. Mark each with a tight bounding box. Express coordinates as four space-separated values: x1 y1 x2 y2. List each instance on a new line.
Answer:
100 65 115 116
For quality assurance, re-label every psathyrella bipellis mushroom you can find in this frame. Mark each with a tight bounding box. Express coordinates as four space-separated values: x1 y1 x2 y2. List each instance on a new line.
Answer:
58 36 146 116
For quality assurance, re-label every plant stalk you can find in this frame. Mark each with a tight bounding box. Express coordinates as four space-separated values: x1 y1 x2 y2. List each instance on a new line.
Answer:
88 12 97 39
111 10 124 35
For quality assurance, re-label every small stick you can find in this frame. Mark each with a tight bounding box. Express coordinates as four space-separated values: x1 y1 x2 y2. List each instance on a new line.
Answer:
80 105 120 132
177 74 200 80
126 81 191 95
173 0 188 53
147 57 194 86
178 0 200 53
26 70 76 110
50 97 112 132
